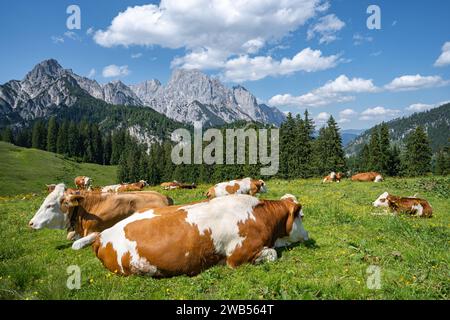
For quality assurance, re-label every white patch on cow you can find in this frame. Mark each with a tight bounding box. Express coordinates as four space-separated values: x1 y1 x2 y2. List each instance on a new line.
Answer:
29 184 68 230
99 209 159 274
280 194 298 203
374 175 383 182
412 204 424 216
373 192 389 207
213 178 252 197
72 232 98 250
84 177 91 187
330 172 336 179
254 247 278 264
185 252 190 257
101 184 121 193
183 194 260 257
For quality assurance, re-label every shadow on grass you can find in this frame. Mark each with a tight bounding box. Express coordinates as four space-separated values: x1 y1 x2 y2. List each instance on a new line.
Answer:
56 242 72 250
276 238 319 258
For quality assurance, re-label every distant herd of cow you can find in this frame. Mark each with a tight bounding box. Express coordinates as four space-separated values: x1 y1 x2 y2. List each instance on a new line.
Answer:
28 173 432 278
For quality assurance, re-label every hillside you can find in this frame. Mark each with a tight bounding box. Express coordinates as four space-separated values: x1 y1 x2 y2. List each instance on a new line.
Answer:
0 142 117 196
346 103 450 155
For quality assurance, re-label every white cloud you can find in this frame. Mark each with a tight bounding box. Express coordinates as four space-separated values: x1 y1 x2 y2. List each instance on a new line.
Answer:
385 74 448 91
359 106 401 121
353 33 373 46
315 112 331 125
339 108 357 117
269 75 378 108
307 14 345 44
102 65 130 78
370 51 382 57
64 31 81 41
434 42 450 67
131 53 143 59
338 108 357 123
94 0 339 80
51 36 64 44
87 69 96 78
406 100 450 113
221 48 340 82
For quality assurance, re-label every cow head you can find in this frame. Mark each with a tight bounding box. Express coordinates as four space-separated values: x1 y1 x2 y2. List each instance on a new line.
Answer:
336 172 344 181
373 191 390 207
29 185 86 230
255 179 268 193
29 184 68 230
139 180 149 187
275 194 309 247
374 175 383 182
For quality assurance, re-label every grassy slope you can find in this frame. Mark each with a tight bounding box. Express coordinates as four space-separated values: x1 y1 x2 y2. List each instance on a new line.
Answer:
0 142 117 196
0 176 448 300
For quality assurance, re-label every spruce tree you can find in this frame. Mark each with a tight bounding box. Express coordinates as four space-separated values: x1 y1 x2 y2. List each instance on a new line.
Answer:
46 117 58 153
56 121 69 155
32 120 46 150
434 147 450 176
67 122 80 158
404 126 432 176
368 127 381 171
1 127 14 143
379 123 391 174
386 145 402 176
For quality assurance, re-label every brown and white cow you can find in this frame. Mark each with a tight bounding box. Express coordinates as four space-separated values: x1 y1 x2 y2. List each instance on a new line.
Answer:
29 184 173 250
322 172 343 183
117 180 149 192
161 181 197 190
206 178 267 199
351 172 383 183
93 194 309 277
74 176 92 190
373 192 433 217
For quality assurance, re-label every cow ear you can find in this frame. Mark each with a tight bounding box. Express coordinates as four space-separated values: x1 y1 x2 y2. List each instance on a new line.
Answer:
286 202 302 234
64 194 84 207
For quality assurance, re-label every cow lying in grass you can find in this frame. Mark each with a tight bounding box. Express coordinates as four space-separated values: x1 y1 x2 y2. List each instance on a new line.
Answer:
29 184 173 249
351 172 383 182
74 176 92 190
117 180 149 192
373 192 433 217
93 194 308 277
206 177 267 199
322 172 343 183
161 181 197 190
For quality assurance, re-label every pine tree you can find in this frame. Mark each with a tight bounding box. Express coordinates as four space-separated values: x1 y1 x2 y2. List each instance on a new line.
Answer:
357 144 371 172
56 121 69 155
1 127 14 143
46 117 58 153
434 146 450 176
16 128 31 147
368 127 381 171
386 145 402 176
325 116 346 172
32 120 46 150
404 126 432 176
379 123 391 174
103 133 112 165
67 122 80 157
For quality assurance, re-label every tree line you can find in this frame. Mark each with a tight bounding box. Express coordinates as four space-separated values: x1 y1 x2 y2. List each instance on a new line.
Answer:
1 112 449 185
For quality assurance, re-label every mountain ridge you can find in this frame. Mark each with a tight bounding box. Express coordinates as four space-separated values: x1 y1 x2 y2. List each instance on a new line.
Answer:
0 59 285 127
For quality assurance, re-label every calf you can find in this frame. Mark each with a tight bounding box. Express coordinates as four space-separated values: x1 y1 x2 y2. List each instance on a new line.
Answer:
93 194 309 277
74 176 92 190
29 184 173 249
206 177 267 199
351 172 383 182
373 192 433 217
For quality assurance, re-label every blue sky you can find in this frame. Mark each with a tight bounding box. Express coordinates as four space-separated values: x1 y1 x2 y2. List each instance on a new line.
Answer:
0 0 449 129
